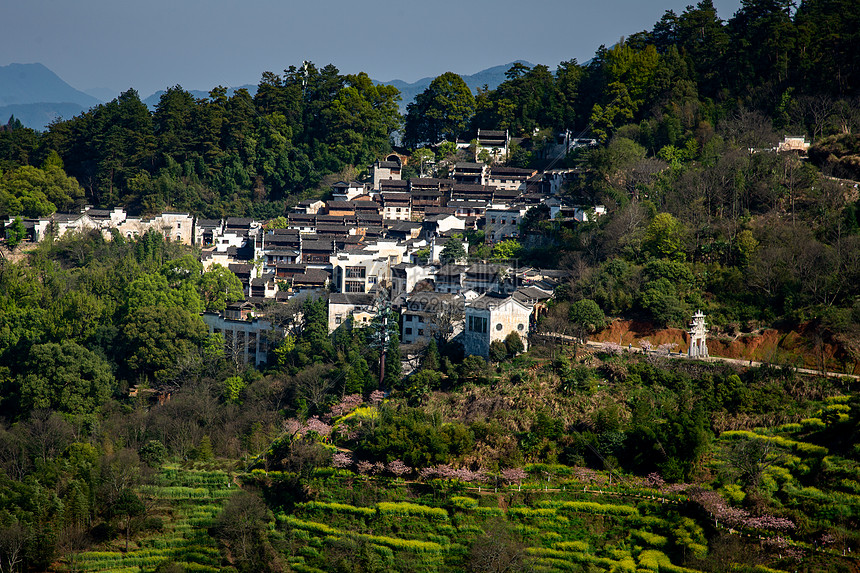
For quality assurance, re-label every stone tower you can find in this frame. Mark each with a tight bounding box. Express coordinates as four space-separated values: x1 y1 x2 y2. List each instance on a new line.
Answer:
688 310 709 358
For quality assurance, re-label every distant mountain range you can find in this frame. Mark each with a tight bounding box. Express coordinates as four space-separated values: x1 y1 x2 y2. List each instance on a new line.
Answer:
0 63 101 130
0 61 533 130
378 61 533 112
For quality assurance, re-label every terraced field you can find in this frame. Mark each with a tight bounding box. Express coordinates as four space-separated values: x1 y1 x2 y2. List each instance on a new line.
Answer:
274 474 716 573
59 466 233 573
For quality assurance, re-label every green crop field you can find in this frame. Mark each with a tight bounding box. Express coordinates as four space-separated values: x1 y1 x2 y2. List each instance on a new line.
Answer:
58 466 233 573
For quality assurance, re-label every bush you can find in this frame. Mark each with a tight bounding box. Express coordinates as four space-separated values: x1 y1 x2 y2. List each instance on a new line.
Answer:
489 341 508 362
140 440 168 467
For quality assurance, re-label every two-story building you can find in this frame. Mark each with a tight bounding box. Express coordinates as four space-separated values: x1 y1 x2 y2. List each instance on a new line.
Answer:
484 204 530 243
462 292 532 358
400 291 463 345
328 293 376 332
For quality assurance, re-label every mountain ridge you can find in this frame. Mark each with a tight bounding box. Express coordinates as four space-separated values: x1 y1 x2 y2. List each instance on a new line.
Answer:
0 60 536 128
375 60 534 111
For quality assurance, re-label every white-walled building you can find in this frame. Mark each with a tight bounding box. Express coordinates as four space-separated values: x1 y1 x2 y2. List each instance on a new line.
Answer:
391 263 436 295
484 204 529 243
328 293 376 332
380 192 412 221
371 158 402 190
117 212 194 244
401 291 463 345
201 310 277 368
331 241 406 293
331 181 366 201
462 292 532 358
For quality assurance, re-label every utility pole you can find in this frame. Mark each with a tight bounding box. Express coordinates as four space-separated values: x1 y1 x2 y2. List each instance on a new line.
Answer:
372 287 394 388
379 308 387 387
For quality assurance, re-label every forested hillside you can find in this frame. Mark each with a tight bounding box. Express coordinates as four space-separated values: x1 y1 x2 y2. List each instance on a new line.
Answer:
1 0 860 572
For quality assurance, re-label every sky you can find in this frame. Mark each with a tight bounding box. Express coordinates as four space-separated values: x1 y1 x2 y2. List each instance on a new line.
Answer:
3 0 743 99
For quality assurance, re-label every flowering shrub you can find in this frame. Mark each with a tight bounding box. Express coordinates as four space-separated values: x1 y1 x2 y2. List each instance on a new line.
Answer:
691 489 795 531
329 394 363 419
656 342 677 354
387 459 412 478
369 389 385 405
501 467 528 485
644 472 665 489
602 342 624 355
283 416 332 438
332 452 353 469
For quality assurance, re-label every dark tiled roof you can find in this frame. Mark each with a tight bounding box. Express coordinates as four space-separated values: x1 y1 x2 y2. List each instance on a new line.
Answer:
376 160 401 169
228 263 253 274
454 162 485 170
478 129 507 138
225 217 254 227
490 166 535 176
301 239 335 251
293 269 330 284
435 264 468 277
329 293 375 305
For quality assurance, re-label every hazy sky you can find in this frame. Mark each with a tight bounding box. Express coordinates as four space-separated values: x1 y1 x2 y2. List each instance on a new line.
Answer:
4 0 743 98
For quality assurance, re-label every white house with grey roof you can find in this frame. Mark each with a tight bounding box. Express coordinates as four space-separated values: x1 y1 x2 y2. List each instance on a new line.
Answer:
401 291 463 345
328 293 376 332
463 291 533 358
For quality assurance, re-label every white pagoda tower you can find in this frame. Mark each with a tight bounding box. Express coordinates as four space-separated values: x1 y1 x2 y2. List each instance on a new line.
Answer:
688 310 709 359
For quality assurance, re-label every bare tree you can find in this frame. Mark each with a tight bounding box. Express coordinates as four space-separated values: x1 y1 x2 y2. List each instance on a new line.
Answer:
0 523 28 573
719 108 779 150
831 97 860 135
21 410 73 465
294 363 336 413
466 519 528 573
215 491 273 570
794 94 836 142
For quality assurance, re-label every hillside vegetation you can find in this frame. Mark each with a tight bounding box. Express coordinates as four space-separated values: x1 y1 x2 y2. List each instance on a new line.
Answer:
1 0 860 571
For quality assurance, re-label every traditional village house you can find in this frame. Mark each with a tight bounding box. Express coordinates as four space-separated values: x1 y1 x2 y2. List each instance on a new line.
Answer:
194 218 223 247
331 181 366 201
201 308 276 368
451 162 489 185
475 128 509 162
249 274 279 300
328 293 376 332
463 291 533 358
380 192 412 221
448 199 488 220
117 212 194 244
325 200 357 217
300 238 337 267
295 199 326 215
371 157 402 190
390 262 436 295
401 291 463 345
463 263 515 294
379 179 409 194
3 218 51 243
434 263 468 294
51 211 99 238
409 178 452 214
421 213 466 240
330 240 407 293
484 204 530 243
386 221 423 241
487 166 536 191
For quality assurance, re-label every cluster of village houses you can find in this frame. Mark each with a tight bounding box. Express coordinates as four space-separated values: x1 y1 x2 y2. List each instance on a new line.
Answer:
4 132 608 368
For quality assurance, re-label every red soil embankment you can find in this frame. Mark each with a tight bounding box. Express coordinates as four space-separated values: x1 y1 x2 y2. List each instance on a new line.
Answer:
593 319 859 374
